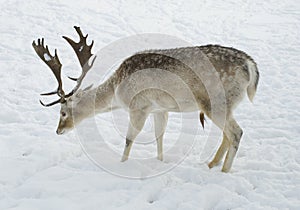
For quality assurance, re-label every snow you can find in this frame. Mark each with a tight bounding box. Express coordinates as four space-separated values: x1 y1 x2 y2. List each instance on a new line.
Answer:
43 53 51 62
1 0 300 209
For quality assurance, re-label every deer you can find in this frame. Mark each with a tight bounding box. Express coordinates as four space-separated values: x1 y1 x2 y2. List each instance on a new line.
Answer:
32 26 259 172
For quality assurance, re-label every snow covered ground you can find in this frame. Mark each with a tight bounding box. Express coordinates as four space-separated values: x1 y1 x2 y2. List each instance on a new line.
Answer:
1 0 300 209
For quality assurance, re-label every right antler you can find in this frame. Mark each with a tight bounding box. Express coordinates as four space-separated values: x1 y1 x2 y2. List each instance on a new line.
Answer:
32 38 65 106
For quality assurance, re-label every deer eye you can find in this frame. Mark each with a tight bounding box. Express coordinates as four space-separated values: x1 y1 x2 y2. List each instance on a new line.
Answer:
61 112 66 117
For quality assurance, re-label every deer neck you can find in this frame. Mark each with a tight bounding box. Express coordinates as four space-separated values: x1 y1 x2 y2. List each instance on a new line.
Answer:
94 77 118 113
70 77 117 125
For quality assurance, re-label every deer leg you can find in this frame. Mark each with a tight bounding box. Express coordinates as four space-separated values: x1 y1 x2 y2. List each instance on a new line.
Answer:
221 117 243 172
208 132 229 168
121 110 149 162
153 112 168 161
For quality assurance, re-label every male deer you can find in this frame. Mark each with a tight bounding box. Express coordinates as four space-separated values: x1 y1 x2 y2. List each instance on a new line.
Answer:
32 26 259 172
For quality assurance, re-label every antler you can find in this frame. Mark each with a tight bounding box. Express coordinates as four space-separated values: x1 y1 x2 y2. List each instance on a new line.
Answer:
63 26 96 97
32 26 96 107
32 38 65 106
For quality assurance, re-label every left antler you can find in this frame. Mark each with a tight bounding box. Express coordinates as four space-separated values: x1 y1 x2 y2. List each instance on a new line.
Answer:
63 26 96 97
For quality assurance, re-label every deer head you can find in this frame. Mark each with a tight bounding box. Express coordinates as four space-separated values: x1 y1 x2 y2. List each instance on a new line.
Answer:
32 26 96 134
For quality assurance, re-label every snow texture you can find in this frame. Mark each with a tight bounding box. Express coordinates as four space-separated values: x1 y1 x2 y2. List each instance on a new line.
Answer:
0 0 300 209
43 53 51 62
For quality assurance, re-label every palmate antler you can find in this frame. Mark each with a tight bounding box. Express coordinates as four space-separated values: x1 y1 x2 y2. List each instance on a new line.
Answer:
32 38 65 106
32 26 96 106
63 26 96 97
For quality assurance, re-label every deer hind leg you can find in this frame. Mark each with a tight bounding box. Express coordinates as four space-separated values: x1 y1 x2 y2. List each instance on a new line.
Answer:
153 112 168 161
221 117 243 172
208 132 230 169
121 110 149 162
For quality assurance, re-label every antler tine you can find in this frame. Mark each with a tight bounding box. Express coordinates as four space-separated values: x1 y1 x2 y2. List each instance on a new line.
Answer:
62 26 94 69
32 38 65 106
39 98 63 107
63 26 96 97
65 56 96 98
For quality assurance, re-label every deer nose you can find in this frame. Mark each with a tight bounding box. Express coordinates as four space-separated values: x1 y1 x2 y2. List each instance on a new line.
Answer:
56 128 64 135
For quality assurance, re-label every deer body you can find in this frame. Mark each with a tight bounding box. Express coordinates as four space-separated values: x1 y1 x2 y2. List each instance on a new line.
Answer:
33 27 259 172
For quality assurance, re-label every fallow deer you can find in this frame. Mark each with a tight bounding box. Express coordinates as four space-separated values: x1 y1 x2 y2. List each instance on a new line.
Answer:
32 26 259 172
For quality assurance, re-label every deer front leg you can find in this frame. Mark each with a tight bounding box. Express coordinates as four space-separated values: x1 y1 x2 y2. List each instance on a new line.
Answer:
153 112 168 161
208 132 229 168
121 109 149 162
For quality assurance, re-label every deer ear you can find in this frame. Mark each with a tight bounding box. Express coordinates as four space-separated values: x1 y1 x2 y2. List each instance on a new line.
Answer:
75 90 83 98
